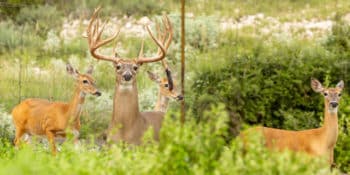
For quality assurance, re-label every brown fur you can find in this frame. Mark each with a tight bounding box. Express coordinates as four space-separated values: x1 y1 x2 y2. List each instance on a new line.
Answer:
107 63 165 144
147 71 183 112
11 64 100 155
241 78 344 164
86 7 173 144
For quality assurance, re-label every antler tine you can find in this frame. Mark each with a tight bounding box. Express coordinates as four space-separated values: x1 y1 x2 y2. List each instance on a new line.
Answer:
86 7 120 63
95 27 120 49
138 39 145 58
155 20 161 40
161 15 174 90
163 15 173 51
137 14 173 64
155 20 166 56
95 19 108 43
155 15 172 56
88 7 100 43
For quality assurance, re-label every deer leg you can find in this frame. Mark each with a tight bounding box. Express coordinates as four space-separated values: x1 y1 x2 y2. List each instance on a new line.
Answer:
71 129 80 145
23 133 32 144
54 130 66 138
329 149 334 164
14 127 25 147
46 130 57 155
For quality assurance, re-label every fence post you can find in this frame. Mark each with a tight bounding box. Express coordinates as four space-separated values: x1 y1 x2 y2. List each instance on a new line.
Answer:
180 0 186 125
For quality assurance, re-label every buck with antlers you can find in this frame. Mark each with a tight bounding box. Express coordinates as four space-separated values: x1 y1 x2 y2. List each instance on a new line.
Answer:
86 7 173 144
242 78 344 165
12 64 101 155
147 60 183 112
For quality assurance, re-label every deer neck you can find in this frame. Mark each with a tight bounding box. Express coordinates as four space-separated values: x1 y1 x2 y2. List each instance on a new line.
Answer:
154 91 169 112
111 81 141 130
67 86 85 129
321 101 338 148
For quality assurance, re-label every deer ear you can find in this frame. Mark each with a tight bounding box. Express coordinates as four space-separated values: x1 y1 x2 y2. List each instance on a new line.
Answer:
66 63 79 78
165 68 174 91
86 65 94 75
336 80 344 90
147 71 160 83
311 78 324 92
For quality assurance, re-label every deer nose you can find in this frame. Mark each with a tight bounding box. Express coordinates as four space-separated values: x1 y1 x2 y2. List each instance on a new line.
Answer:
177 95 184 101
330 102 338 108
94 91 102 96
123 73 132 81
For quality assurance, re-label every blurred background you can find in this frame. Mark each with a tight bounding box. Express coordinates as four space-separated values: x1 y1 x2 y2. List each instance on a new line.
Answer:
0 0 350 173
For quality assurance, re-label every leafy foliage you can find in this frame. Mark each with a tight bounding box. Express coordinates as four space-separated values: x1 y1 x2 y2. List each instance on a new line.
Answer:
0 105 338 175
191 22 350 172
0 0 44 20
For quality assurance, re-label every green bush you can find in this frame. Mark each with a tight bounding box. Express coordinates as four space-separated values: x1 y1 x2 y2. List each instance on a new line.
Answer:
15 5 62 37
324 19 350 56
169 14 219 51
0 0 44 20
0 104 337 175
0 107 14 142
112 0 168 17
0 22 43 53
334 113 350 172
191 23 350 172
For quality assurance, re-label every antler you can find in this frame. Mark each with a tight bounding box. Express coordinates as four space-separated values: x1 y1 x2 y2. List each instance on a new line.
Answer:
87 7 120 62
137 15 173 64
138 20 174 90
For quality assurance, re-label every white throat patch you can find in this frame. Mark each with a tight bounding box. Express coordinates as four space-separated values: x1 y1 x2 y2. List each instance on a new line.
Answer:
119 84 133 91
328 107 338 114
79 92 86 98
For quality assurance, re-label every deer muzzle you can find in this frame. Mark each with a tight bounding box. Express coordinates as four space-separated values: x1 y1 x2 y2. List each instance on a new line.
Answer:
94 91 102 96
176 95 184 101
330 102 338 108
123 73 132 81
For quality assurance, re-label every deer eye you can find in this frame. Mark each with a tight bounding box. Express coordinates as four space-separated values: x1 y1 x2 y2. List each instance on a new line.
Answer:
323 92 328 96
116 65 121 70
133 66 138 71
164 84 169 88
83 80 89 84
338 93 342 97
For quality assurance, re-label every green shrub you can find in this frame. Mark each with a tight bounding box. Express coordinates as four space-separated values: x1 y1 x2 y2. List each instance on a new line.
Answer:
0 0 44 20
0 105 338 175
111 0 168 17
169 14 220 51
334 114 350 173
324 19 350 56
191 24 350 172
0 107 14 142
15 5 62 37
0 22 43 53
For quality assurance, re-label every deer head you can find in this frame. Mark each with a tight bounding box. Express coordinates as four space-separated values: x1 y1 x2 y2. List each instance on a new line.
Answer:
147 70 183 101
311 78 344 113
86 7 173 88
66 63 101 96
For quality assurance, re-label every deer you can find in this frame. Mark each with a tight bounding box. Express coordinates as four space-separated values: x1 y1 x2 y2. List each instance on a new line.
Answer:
241 78 344 165
11 63 101 155
86 7 173 144
147 59 183 112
